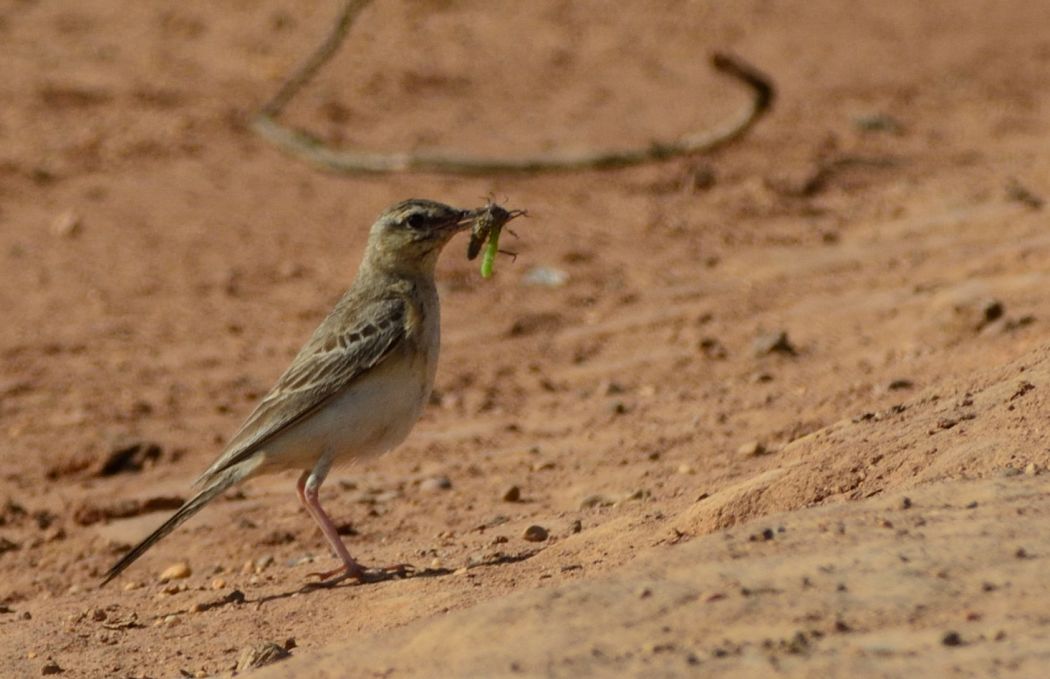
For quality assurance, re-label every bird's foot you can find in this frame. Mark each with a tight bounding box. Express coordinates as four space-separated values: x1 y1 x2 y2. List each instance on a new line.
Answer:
306 561 414 585
306 562 364 583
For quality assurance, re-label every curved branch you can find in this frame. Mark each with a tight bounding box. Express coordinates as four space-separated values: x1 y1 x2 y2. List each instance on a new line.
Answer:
251 0 776 175
257 0 374 119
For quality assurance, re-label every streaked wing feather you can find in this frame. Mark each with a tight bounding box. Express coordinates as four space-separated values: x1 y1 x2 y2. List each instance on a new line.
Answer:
195 297 407 485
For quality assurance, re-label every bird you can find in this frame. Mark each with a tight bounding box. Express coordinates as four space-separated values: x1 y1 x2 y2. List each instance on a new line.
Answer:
102 198 479 586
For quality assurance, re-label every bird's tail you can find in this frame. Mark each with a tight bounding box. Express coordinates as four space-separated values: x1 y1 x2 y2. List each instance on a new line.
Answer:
100 464 252 587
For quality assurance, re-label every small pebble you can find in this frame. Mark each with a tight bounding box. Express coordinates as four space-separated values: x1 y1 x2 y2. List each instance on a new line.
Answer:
521 266 569 287
677 464 695 475
737 441 767 457
51 210 81 238
1024 462 1038 476
853 113 903 134
617 489 650 505
419 476 452 493
578 494 613 510
210 578 226 590
501 485 522 502
698 337 728 359
159 562 191 582
749 528 775 542
644 641 675 654
373 490 400 503
1006 178 1044 209
41 660 63 676
752 330 797 356
690 163 717 191
522 525 549 542
278 261 305 280
979 299 1004 328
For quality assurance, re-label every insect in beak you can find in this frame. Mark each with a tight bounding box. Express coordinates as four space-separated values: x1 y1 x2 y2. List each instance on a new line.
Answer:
465 202 527 277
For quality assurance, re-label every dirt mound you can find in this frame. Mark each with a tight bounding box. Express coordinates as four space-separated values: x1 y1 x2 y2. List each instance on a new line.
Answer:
259 475 1050 678
677 344 1050 536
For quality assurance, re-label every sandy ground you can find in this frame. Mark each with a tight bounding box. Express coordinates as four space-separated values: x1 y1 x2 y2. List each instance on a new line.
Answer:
2 1 1050 677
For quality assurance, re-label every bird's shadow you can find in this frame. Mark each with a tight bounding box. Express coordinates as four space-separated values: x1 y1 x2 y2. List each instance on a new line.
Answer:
152 549 541 619
251 548 541 607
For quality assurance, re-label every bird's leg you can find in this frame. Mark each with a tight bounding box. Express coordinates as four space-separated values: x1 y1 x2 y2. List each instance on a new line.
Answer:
296 468 412 583
296 468 366 582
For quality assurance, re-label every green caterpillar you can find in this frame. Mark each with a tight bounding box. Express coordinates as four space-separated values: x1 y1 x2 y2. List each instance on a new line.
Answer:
480 224 501 278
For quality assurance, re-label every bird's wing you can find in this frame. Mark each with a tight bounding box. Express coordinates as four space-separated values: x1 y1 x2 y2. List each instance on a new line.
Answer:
194 296 408 486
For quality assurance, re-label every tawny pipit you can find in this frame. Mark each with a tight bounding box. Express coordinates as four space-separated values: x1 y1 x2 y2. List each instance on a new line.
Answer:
102 199 479 586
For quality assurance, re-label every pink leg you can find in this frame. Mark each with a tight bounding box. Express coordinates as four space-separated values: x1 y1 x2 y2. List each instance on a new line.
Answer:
296 469 366 581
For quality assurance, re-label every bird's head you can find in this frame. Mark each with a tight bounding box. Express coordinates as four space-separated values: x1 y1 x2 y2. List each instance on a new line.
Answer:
363 199 474 276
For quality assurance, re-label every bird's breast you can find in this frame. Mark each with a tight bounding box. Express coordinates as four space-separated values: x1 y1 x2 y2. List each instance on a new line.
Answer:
405 283 442 391
277 346 432 469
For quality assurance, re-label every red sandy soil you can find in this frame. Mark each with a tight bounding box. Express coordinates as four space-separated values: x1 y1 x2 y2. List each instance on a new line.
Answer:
2 1 1049 677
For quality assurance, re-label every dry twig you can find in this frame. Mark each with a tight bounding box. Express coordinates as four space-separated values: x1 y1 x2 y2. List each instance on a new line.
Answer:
251 0 775 174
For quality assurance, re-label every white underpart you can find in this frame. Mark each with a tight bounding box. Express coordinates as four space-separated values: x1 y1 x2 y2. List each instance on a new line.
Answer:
257 289 441 475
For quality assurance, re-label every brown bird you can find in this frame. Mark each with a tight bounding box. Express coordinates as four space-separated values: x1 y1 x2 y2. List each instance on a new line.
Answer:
103 199 479 586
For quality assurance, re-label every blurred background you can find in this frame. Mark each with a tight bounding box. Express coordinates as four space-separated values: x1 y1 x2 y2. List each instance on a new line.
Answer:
2 1 1049 676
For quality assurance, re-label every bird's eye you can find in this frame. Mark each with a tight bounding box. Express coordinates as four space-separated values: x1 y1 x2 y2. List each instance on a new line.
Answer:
405 213 425 229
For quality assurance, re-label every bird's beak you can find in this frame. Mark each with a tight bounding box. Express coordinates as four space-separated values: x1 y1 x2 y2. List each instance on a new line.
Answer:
444 209 475 233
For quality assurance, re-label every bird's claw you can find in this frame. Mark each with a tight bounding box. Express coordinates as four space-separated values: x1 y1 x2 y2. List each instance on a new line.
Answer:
306 562 414 585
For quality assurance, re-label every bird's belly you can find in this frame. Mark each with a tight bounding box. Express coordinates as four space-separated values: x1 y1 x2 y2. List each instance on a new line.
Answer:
259 351 431 471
